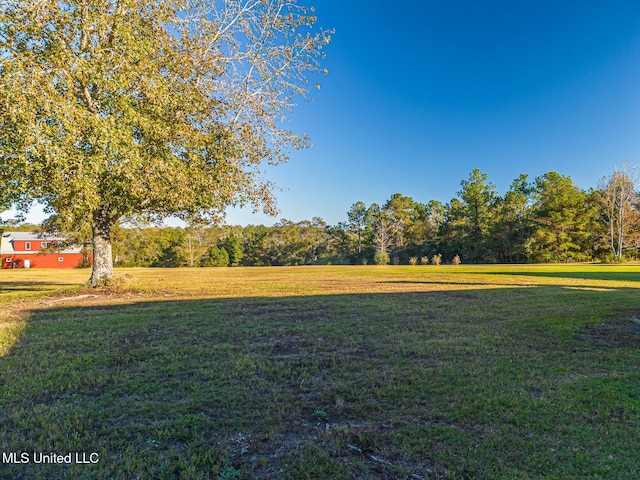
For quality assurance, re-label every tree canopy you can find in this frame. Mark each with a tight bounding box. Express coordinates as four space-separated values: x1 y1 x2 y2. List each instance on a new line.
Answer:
6 167 638 268
596 168 640 260
0 0 330 285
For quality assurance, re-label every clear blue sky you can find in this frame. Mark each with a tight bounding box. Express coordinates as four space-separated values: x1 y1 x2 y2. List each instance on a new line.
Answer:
11 0 640 226
227 0 640 226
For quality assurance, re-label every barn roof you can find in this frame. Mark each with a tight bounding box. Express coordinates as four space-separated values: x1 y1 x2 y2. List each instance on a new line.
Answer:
1 232 83 254
1 231 63 241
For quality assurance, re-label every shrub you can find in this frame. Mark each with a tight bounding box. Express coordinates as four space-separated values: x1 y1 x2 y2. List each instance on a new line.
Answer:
409 256 418 265
599 252 624 264
76 258 92 269
391 255 400 265
431 253 442 266
420 256 428 265
452 254 461 265
374 251 390 265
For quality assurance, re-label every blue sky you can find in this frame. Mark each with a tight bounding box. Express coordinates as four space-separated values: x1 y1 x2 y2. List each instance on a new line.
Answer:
227 0 640 226
11 0 640 226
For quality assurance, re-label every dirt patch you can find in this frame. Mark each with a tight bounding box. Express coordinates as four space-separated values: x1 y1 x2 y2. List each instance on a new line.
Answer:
579 320 640 348
218 417 443 480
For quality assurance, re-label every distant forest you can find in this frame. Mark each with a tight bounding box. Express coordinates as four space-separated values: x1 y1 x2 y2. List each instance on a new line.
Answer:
5 168 640 266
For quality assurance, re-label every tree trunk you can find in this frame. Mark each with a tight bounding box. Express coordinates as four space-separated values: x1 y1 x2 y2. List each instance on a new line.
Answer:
88 207 114 287
617 200 625 260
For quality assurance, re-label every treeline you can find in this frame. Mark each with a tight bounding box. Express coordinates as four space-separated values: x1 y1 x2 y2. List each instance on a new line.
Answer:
98 168 639 267
6 168 637 267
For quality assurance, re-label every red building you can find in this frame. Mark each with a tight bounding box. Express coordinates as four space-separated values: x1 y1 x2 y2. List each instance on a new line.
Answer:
1 232 89 269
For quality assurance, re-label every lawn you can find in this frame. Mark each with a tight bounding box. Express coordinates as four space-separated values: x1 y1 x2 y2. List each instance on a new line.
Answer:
0 265 639 479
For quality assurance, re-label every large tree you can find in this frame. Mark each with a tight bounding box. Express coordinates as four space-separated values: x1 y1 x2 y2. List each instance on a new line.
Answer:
346 201 367 255
596 168 640 260
444 168 497 262
491 173 535 263
383 193 421 250
0 0 330 285
529 171 596 262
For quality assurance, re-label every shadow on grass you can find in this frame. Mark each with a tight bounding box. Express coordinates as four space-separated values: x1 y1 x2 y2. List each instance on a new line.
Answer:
1 287 639 479
0 280 79 291
383 279 538 288
491 269 640 283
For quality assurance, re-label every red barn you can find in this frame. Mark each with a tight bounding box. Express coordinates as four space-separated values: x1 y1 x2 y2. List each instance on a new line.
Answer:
1 232 89 269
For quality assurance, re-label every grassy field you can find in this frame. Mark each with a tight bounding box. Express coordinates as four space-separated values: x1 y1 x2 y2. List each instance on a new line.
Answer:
0 265 639 479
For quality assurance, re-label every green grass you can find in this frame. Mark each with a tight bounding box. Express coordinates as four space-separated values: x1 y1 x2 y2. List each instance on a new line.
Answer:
0 269 87 304
1 265 639 479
